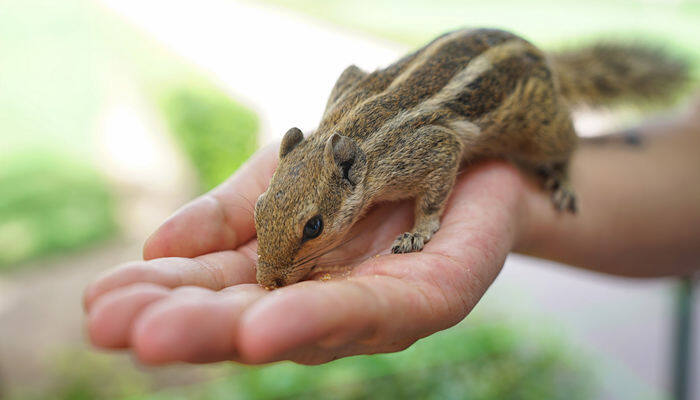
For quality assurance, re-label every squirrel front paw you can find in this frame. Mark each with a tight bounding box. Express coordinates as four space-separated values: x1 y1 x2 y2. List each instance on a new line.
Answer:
391 232 425 254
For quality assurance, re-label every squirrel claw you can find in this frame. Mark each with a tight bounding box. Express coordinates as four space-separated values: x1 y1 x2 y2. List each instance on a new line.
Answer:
391 232 425 254
551 185 577 213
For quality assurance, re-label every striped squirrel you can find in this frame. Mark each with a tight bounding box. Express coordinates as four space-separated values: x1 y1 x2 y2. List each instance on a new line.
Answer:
253 28 688 289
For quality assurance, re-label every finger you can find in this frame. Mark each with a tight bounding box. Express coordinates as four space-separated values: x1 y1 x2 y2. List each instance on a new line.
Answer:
83 250 256 312
237 271 453 364
143 143 279 260
130 284 266 364
88 283 170 348
258 337 415 366
237 162 524 363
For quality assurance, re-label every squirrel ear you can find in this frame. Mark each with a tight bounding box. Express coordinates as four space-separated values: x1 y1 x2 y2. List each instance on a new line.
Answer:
280 127 304 158
324 133 366 186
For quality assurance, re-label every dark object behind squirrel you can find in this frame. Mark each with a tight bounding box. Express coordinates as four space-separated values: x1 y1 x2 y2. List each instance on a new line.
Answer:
253 28 689 289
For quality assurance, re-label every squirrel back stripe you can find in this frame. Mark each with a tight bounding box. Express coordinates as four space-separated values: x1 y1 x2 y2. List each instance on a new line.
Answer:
372 40 531 139
551 43 689 106
323 29 524 140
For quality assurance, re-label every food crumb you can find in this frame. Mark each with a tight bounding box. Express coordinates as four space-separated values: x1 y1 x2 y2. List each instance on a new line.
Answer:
320 273 332 282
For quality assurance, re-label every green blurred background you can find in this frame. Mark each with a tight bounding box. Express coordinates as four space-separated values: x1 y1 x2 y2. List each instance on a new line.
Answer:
0 0 697 399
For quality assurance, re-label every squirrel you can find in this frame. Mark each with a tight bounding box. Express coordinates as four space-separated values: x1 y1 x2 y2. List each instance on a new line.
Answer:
253 28 688 289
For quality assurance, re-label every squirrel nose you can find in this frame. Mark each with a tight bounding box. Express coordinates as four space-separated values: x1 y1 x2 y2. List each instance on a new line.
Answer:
256 261 287 289
260 276 285 290
272 277 285 288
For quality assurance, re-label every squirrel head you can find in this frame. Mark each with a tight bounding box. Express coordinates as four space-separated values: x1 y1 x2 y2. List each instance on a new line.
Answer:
254 127 368 289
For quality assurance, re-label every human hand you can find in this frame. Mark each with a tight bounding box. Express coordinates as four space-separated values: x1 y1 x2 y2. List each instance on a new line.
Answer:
84 143 528 365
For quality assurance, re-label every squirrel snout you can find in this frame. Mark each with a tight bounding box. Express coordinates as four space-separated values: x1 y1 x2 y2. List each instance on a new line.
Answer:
259 276 285 290
256 261 288 289
256 258 313 289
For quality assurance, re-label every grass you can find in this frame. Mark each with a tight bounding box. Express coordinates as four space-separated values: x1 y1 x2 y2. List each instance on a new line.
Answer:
158 84 259 192
11 319 593 400
10 348 151 400
202 321 593 400
0 154 116 269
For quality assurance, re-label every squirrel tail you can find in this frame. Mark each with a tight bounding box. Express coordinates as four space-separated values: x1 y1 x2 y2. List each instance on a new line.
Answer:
550 43 690 107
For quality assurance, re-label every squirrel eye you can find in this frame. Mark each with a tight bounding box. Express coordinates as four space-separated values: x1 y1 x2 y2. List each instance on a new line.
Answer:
303 215 323 240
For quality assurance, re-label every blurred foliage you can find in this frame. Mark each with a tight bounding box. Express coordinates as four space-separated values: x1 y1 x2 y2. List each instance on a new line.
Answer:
262 0 700 81
137 320 593 400
0 0 258 267
9 349 150 400
158 84 259 192
0 0 116 268
0 154 116 270
8 320 593 400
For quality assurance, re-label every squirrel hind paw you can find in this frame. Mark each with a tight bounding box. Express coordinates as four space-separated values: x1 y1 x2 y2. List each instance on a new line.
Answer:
551 184 577 213
391 232 426 254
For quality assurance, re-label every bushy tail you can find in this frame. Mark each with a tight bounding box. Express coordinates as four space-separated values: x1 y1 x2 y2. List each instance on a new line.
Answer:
551 43 689 106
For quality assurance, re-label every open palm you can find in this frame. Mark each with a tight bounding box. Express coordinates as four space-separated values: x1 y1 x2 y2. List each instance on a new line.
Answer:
84 143 527 365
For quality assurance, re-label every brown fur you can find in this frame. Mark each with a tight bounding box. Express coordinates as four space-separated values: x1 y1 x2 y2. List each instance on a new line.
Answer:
552 43 688 106
254 28 688 288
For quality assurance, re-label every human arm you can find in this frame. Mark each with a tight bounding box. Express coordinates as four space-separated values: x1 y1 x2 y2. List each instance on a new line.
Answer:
518 101 700 276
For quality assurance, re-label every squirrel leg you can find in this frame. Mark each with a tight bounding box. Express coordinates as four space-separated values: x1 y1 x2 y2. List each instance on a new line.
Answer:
536 161 577 213
391 135 461 254
391 191 449 254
